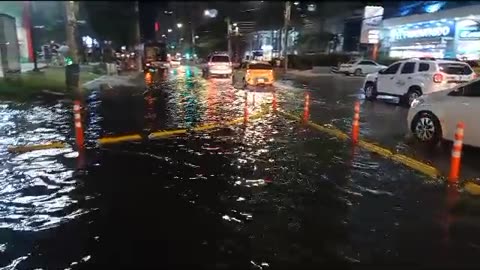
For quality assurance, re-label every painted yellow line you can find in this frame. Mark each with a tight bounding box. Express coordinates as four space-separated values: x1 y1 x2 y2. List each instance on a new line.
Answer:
8 142 68 153
98 134 143 145
279 110 442 179
391 154 440 178
149 129 188 139
98 104 272 145
464 181 480 196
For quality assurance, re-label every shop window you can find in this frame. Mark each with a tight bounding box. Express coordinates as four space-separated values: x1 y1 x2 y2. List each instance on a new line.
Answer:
383 63 401 75
401 62 416 74
418 63 430 72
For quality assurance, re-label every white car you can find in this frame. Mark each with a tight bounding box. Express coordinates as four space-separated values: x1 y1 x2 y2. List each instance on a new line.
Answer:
363 59 476 106
337 59 387 76
202 53 232 78
407 79 480 146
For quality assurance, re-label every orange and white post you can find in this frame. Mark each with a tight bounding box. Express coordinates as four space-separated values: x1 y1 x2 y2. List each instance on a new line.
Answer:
73 100 85 149
303 92 310 123
449 122 464 184
243 92 249 125
352 101 360 144
272 91 277 113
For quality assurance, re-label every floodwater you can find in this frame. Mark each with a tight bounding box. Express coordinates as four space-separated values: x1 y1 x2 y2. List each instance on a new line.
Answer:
1 66 480 269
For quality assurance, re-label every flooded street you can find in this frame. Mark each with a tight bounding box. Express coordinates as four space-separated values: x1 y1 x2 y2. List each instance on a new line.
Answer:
2 66 480 269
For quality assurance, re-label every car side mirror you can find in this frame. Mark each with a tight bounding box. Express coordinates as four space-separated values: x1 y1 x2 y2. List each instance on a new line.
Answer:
378 69 385 74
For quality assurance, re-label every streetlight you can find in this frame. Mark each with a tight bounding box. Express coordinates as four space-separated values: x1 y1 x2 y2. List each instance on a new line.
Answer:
162 34 166 38
177 23 183 28
168 28 172 33
195 35 199 39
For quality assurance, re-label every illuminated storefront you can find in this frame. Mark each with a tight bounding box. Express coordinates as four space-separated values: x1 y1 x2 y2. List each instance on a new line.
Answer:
381 3 480 60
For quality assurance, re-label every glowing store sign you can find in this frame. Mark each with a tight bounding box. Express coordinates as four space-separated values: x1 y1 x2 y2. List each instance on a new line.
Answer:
390 24 453 41
459 30 480 39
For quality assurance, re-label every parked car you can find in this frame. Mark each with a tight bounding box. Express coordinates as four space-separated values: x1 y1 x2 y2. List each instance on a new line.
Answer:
232 61 274 88
202 53 232 78
363 58 477 106
407 78 480 146
337 59 387 76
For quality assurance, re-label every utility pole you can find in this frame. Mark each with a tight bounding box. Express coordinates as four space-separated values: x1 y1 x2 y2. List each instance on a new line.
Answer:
226 17 232 59
283 1 291 72
134 1 142 72
28 2 39 72
65 1 81 99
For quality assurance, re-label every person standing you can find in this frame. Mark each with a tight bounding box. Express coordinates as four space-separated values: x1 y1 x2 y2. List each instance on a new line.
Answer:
103 42 116 75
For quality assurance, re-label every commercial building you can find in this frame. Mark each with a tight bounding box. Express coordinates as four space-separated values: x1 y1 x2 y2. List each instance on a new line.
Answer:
0 1 33 63
381 2 480 60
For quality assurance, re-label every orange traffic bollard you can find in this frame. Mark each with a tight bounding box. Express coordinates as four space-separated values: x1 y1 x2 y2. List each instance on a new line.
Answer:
244 92 249 125
73 100 85 150
449 122 464 183
303 91 310 123
272 91 277 113
352 101 360 144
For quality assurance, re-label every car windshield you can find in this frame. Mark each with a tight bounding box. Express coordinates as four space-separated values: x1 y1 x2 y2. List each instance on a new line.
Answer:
248 63 272 70
438 63 473 75
211 55 230 62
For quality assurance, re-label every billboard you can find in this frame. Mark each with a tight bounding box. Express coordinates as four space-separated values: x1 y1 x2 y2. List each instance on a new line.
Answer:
389 21 455 42
360 6 384 44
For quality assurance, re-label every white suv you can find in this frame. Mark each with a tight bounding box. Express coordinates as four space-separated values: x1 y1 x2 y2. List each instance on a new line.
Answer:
202 53 232 78
363 59 476 106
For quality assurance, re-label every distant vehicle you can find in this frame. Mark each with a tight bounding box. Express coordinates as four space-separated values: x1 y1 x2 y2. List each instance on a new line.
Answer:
407 78 480 146
143 42 169 71
363 59 477 106
337 59 387 76
202 53 232 78
232 61 274 88
170 58 181 67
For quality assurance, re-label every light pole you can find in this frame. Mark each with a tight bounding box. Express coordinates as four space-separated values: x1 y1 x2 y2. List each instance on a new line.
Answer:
283 1 291 72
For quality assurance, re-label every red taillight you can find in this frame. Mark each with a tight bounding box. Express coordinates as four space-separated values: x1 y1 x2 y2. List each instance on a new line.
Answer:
433 73 443 83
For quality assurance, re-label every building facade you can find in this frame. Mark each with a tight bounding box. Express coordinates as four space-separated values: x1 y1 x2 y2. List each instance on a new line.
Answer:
0 1 32 62
381 1 480 60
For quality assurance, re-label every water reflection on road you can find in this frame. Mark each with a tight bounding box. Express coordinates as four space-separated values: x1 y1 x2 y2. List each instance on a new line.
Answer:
0 66 479 268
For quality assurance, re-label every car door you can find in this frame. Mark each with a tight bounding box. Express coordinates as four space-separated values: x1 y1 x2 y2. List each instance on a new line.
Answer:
359 60 377 74
395 61 416 95
443 81 480 146
376 62 402 94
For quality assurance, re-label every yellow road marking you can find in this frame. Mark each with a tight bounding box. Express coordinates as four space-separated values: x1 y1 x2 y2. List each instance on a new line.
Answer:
279 109 442 179
99 104 272 145
8 142 68 153
98 134 143 145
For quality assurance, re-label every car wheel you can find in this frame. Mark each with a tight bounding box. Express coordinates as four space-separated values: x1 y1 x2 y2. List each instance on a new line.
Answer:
402 88 422 107
364 82 377 101
411 112 442 145
354 68 362 76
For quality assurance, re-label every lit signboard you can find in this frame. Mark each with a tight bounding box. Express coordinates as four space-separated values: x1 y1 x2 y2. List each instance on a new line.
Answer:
389 21 455 42
459 30 480 39
360 6 384 44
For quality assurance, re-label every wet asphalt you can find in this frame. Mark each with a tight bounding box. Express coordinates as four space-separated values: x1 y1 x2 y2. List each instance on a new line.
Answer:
1 66 480 269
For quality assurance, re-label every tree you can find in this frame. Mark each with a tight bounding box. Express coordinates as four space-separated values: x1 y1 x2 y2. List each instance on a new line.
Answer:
82 1 136 47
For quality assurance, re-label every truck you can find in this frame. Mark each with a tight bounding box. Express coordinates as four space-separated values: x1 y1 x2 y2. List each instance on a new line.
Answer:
143 41 169 71
0 14 21 77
